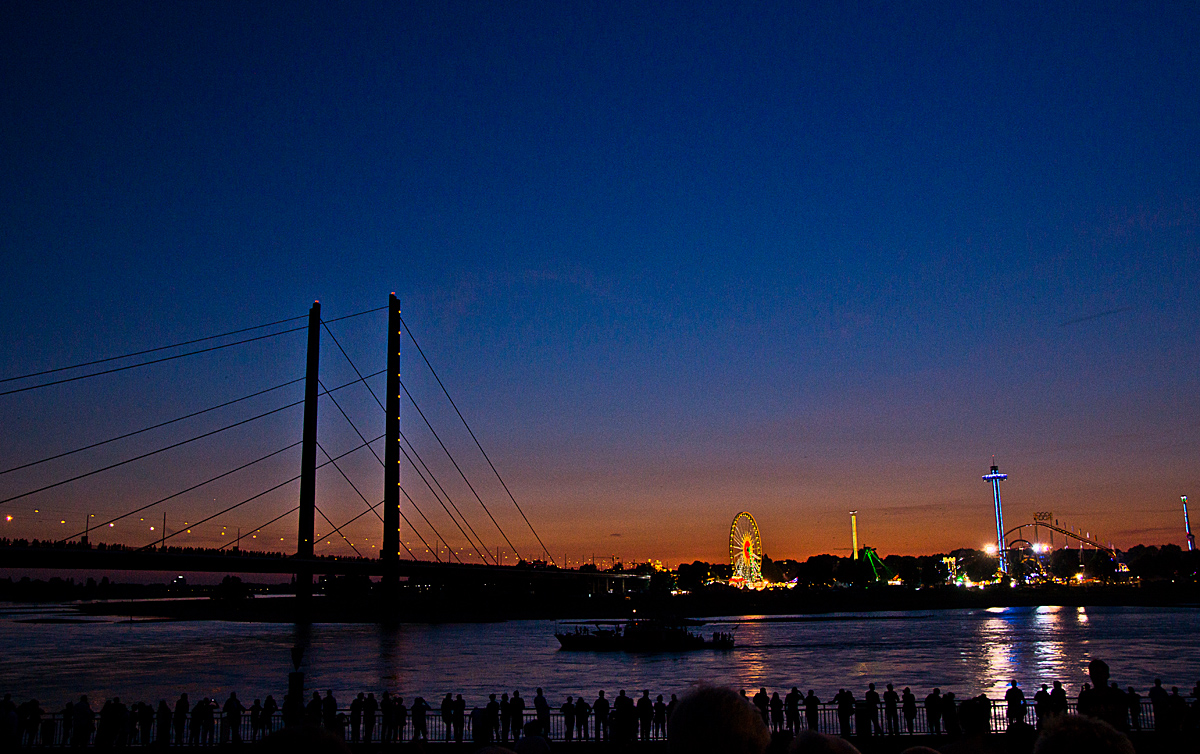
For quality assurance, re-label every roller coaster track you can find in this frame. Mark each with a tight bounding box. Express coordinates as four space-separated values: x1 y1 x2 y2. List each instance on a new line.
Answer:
1004 520 1116 556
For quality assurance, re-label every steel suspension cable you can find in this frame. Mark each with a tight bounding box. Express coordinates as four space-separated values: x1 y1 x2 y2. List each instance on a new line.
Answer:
1 376 306 476
398 379 523 561
59 440 304 542
1 401 305 507
397 313 555 564
315 340 494 564
322 319 516 559
398 439 492 563
313 504 364 557
313 439 426 561
0 327 307 397
402 487 456 563
138 434 382 550
0 304 387 397
399 432 497 563
0 371 383 508
217 505 298 551
1 305 386 386
0 314 307 385
314 377 462 562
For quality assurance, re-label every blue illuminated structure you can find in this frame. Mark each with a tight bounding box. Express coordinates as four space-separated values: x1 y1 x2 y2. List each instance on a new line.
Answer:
983 464 1009 575
1184 496 1195 552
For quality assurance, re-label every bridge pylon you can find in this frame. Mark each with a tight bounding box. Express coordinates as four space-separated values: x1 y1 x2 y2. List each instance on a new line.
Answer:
383 294 401 591
296 301 321 602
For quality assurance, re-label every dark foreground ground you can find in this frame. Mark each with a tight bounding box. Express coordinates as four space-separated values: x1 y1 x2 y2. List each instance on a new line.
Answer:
69 733 1181 753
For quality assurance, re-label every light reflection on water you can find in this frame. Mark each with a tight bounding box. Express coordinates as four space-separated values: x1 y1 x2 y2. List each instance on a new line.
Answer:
0 604 1196 707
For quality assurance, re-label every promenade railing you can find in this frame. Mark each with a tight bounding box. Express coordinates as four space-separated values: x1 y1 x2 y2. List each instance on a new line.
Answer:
10 699 1168 747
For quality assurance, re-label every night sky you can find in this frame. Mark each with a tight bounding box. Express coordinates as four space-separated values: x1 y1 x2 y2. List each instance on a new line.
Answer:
2 2 1198 567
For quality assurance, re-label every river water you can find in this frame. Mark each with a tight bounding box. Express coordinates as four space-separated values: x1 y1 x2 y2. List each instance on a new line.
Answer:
2 603 1197 707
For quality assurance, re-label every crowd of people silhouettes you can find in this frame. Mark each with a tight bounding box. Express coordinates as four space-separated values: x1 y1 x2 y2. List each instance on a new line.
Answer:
2 662 1197 748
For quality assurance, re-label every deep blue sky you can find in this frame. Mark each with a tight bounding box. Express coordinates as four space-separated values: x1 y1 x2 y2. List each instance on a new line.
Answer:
2 1 1198 564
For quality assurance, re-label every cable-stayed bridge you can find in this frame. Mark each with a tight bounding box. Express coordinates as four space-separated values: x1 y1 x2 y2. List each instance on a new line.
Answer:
0 295 623 605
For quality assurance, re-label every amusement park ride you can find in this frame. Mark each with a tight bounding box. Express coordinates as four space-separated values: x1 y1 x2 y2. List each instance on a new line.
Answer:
729 511 763 588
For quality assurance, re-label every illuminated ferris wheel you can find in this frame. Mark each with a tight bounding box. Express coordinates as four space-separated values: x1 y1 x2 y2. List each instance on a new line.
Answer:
729 511 763 586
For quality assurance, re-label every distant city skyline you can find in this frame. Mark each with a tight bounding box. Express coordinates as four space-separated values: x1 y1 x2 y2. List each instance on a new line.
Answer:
2 3 1198 566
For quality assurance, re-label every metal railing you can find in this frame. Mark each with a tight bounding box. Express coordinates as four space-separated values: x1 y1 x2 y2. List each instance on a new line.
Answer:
9 699 1167 746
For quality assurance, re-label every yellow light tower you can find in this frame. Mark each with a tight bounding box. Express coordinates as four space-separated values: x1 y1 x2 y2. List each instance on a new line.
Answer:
850 510 859 560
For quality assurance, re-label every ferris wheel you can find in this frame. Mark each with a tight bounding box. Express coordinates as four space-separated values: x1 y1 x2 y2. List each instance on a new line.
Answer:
729 511 763 586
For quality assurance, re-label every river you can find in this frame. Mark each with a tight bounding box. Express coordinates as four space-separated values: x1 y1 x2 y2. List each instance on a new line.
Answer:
2 603 1197 707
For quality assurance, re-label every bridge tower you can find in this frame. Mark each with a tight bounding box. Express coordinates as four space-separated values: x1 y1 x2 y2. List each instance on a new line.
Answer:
383 294 402 587
983 463 1008 575
1184 496 1195 552
296 301 321 601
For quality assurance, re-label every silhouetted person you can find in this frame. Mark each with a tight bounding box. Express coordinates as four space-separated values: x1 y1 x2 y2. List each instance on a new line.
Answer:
363 692 377 743
1167 686 1187 733
1034 684 1051 729
441 693 454 741
1005 680 1025 727
666 686 769 754
1078 659 1128 730
941 692 959 737
769 692 783 733
487 694 500 742
195 697 215 746
381 691 396 743
138 701 154 746
305 692 323 729
401 695 414 742
893 687 911 735
615 689 635 743
753 688 770 727
638 690 654 740
349 693 363 743
834 689 853 737
1126 687 1141 731
322 690 337 731
924 688 942 734
61 700 74 747
654 694 668 739
156 700 171 747
73 696 94 748
172 694 188 746
575 695 591 740
1049 681 1068 717
877 683 896 736
500 692 511 742
511 690 526 743
865 683 882 735
223 692 245 744
804 691 820 731
528 688 546 737
412 696 429 741
785 688 801 734
561 697 575 741
454 693 466 742
470 705 485 743
1148 678 1168 730
262 695 278 737
594 690 609 742
853 692 872 739
281 692 302 729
